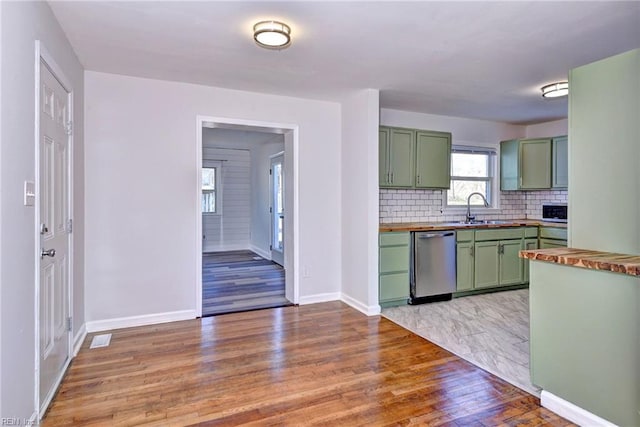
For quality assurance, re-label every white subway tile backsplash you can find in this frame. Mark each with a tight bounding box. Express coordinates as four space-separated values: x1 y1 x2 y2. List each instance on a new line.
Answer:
379 188 568 222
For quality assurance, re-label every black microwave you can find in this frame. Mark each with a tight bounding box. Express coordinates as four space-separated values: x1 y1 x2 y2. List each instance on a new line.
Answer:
542 204 568 223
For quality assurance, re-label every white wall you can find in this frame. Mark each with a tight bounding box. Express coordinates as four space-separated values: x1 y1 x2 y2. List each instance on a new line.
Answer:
525 118 568 138
0 1 4 416
84 71 342 322
0 2 3 416
381 109 525 148
341 89 380 314
250 139 284 258
202 147 251 252
0 1 84 420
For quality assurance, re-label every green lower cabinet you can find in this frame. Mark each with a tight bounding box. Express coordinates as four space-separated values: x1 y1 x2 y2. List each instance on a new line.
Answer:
379 272 410 302
539 238 567 249
499 240 523 285
456 242 474 291
523 238 539 282
379 232 410 306
463 231 528 293
474 241 500 289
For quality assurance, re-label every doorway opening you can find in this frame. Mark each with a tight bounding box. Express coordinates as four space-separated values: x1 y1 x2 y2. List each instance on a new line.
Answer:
196 118 298 316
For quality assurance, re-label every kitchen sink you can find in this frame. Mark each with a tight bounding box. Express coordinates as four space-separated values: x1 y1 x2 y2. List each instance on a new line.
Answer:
459 220 513 225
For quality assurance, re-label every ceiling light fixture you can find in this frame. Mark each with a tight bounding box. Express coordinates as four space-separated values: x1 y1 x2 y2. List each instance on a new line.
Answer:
541 81 569 98
253 20 291 49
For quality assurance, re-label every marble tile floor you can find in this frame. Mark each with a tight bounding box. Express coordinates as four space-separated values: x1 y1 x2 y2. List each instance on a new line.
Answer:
382 289 541 396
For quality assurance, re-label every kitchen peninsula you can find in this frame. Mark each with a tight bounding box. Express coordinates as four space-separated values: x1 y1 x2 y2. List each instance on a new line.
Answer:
520 247 639 426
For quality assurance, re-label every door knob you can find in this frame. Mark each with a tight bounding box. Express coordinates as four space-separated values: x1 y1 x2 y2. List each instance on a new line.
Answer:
41 248 56 258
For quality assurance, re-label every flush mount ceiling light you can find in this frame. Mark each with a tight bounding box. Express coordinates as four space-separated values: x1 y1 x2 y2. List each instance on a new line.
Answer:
541 81 569 98
253 20 291 49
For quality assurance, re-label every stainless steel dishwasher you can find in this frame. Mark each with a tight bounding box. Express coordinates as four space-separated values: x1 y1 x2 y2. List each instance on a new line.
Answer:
411 231 456 304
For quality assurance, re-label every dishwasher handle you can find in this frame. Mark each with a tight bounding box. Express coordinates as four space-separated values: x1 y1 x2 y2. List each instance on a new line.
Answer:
416 231 455 239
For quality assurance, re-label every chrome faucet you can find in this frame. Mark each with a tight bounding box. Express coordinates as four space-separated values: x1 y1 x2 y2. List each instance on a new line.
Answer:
466 192 490 223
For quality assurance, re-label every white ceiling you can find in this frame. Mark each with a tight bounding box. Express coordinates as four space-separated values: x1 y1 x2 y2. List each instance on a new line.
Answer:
49 1 640 124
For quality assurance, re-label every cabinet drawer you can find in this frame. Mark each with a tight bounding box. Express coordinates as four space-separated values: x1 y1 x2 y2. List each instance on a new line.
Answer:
540 227 567 240
379 246 409 273
456 229 474 242
379 231 410 246
379 272 410 301
540 238 567 249
524 227 538 238
475 228 523 241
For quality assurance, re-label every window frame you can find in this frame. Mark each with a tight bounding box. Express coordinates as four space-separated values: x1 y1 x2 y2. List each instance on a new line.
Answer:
444 145 499 211
202 161 222 215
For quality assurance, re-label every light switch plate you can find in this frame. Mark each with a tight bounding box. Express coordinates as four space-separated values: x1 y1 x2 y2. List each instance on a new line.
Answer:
24 181 35 206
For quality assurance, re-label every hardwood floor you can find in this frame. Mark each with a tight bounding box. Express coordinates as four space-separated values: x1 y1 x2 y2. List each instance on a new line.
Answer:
43 302 573 426
202 250 291 316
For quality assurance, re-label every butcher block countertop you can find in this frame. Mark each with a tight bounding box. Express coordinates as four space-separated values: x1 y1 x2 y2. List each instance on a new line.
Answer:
520 247 640 277
379 219 567 233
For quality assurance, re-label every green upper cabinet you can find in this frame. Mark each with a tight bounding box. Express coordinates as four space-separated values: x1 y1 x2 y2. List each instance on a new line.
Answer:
415 131 451 189
500 138 553 190
500 139 519 191
379 127 414 188
379 126 451 189
519 138 552 189
552 135 568 188
379 128 390 187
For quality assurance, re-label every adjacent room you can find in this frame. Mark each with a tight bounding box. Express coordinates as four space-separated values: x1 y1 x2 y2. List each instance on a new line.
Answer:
200 126 291 316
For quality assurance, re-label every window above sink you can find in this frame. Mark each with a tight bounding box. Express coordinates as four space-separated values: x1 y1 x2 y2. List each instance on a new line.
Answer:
446 146 497 209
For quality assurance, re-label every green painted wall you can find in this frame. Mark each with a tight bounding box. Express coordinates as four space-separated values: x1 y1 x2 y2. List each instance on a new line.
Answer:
529 262 639 426
568 49 640 253
530 49 640 424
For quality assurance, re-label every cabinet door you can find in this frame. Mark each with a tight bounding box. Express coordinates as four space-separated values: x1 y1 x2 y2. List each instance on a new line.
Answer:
499 240 523 286
523 238 538 282
415 131 451 189
379 127 390 186
552 136 568 188
388 128 415 187
474 241 499 288
519 139 552 189
500 139 519 190
456 242 474 291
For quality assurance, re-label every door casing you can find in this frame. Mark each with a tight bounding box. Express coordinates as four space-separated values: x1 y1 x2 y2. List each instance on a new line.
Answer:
195 116 299 316
34 40 74 418
269 151 285 266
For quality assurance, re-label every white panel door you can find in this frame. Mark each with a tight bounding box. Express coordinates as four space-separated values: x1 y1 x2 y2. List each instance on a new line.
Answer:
39 60 71 409
270 153 284 266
